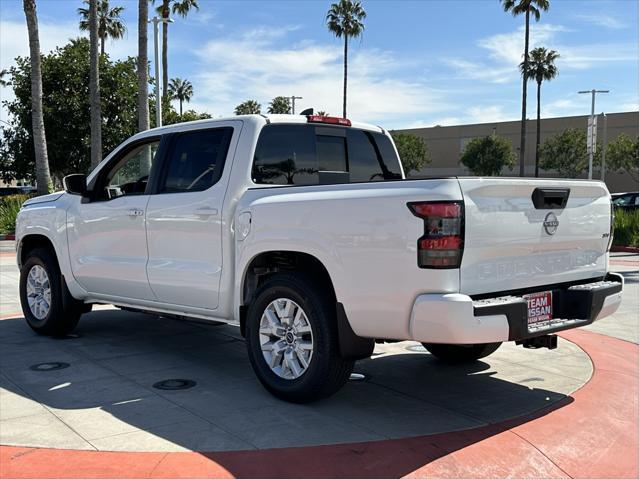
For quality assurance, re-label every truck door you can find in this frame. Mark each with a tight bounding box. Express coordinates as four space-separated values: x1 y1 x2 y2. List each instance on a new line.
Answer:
67 138 161 300
145 123 240 310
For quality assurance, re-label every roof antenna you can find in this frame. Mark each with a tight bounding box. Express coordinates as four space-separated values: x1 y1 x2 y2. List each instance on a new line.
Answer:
299 108 314 116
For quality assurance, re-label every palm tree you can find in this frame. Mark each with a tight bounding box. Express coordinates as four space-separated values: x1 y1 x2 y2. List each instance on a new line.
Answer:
267 96 291 114
234 100 261 115
78 0 126 56
22 0 52 194
88 0 102 169
137 0 149 132
326 0 366 118
168 77 193 116
156 0 199 101
520 47 559 177
502 0 550 177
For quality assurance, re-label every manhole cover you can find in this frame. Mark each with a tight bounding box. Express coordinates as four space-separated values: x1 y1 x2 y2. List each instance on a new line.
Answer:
406 344 426 353
349 372 369 382
152 379 197 390
29 362 70 371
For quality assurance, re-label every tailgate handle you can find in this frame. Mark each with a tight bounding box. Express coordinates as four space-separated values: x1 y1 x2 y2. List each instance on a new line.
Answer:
532 188 570 209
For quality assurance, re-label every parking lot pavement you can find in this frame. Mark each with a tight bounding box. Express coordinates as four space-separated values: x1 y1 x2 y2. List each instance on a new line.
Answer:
0 241 637 478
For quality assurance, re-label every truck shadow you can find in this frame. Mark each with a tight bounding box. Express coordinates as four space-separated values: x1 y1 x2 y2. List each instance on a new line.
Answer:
0 309 580 477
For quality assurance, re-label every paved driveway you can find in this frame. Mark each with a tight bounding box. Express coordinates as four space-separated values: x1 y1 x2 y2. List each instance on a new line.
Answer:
0 241 637 468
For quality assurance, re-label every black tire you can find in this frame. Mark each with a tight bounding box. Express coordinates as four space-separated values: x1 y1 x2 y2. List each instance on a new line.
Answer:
421 342 502 363
19 247 84 336
245 273 354 403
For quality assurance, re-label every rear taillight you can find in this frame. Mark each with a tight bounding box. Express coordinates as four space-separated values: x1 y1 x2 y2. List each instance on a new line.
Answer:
408 201 464 269
307 115 352 126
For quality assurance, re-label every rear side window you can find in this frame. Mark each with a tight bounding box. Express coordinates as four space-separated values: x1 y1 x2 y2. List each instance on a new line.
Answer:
252 124 402 185
160 128 233 193
252 125 317 185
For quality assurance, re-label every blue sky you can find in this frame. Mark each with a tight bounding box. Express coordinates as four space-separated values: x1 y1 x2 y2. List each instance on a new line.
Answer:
1 0 637 129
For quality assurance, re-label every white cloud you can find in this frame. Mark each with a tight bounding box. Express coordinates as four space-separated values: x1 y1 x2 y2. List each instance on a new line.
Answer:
191 28 453 125
466 105 512 124
576 14 627 30
446 23 637 84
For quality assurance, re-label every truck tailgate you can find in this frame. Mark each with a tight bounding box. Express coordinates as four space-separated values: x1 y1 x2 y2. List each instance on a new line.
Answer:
458 178 611 296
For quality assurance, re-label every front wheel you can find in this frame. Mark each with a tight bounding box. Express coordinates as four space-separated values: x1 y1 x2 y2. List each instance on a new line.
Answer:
422 342 502 363
245 273 353 403
19 248 84 336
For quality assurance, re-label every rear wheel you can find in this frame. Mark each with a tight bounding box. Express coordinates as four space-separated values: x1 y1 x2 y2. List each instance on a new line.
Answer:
422 342 502 363
19 247 84 336
245 273 353 403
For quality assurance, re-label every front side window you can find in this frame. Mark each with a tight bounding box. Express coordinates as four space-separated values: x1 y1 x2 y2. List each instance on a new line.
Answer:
160 128 233 193
104 141 159 199
252 124 402 185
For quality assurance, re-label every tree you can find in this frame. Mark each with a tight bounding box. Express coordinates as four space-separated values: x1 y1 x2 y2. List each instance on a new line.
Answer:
234 100 261 115
391 132 431 175
326 0 366 118
460 135 516 176
155 0 199 101
316 110 328 116
520 47 559 178
168 77 193 116
0 69 9 87
22 0 51 194
606 133 639 182
539 128 600 178
78 0 126 56
1 39 139 183
502 0 550 177
88 0 102 169
137 0 149 132
162 108 210 126
267 96 291 114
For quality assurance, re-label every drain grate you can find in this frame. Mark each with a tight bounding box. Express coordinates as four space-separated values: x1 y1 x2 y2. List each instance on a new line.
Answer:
152 379 197 391
29 362 70 371
349 372 369 382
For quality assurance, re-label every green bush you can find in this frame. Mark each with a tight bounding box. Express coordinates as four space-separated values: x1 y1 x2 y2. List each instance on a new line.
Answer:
0 194 30 235
613 209 639 247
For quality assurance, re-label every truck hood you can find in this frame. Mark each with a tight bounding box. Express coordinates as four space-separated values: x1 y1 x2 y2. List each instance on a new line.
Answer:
22 191 65 206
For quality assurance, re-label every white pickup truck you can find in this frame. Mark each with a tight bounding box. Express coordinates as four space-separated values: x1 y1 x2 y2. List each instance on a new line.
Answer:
16 114 623 402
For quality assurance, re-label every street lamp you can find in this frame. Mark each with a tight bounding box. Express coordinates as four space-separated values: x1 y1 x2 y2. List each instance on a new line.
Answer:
290 96 303 115
578 89 609 180
149 16 173 128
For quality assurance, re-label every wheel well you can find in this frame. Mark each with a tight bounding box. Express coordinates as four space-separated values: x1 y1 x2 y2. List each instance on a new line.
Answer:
240 251 336 336
19 235 57 270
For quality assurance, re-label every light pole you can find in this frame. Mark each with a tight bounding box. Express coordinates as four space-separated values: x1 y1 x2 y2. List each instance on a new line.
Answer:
578 89 609 179
150 16 173 128
290 96 303 115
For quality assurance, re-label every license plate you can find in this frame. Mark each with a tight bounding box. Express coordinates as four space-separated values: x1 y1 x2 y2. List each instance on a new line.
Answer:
524 291 553 328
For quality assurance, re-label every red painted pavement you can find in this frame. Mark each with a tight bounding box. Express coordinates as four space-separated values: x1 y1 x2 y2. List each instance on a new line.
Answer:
0 328 636 479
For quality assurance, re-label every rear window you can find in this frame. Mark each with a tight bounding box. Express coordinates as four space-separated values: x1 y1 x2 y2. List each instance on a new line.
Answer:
252 124 402 185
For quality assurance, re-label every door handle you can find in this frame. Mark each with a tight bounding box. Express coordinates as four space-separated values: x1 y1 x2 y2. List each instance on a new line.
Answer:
196 207 218 217
127 208 144 217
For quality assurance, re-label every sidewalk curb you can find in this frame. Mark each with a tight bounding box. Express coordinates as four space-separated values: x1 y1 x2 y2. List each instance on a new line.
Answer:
611 245 639 253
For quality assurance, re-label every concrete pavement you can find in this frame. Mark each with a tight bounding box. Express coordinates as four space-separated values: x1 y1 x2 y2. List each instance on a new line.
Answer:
1 241 637 478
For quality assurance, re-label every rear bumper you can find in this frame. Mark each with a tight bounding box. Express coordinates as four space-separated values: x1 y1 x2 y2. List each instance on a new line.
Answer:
409 273 623 344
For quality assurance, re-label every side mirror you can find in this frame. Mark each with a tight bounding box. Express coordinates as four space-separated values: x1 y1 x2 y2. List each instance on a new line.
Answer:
63 174 88 196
